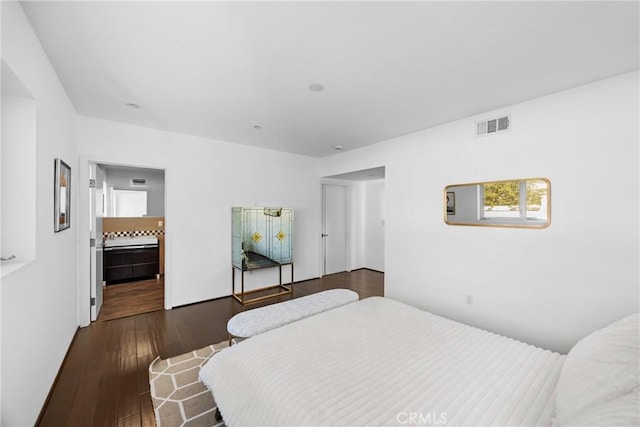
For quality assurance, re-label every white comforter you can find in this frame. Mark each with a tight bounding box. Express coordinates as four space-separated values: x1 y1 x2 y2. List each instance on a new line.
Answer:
199 297 565 426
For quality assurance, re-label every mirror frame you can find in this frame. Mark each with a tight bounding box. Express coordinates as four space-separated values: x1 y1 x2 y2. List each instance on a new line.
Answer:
54 158 72 232
444 177 551 229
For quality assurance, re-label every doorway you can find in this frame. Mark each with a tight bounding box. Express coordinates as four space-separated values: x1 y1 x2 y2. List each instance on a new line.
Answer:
322 166 386 277
89 163 166 321
322 184 348 275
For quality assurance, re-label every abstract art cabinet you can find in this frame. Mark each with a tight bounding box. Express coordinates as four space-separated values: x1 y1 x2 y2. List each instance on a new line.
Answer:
231 207 294 304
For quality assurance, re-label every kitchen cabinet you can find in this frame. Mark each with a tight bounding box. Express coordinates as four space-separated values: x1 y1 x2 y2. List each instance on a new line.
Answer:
104 244 159 284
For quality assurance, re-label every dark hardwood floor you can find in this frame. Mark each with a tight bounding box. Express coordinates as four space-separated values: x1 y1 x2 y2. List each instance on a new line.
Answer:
98 278 165 322
37 269 383 427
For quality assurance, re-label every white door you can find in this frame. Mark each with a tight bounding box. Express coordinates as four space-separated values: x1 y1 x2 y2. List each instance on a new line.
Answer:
89 164 104 321
322 184 347 275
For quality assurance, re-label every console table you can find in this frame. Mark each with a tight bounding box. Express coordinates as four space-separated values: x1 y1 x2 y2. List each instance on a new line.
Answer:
231 251 294 305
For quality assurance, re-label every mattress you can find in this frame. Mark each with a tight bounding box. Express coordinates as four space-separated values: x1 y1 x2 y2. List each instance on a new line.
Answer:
199 297 565 426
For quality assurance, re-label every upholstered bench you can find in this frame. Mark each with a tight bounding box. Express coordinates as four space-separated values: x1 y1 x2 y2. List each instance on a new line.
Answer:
227 289 359 344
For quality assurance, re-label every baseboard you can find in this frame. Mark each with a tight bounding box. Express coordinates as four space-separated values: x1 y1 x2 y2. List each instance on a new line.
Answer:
36 326 80 426
291 276 321 285
167 270 383 310
171 276 322 309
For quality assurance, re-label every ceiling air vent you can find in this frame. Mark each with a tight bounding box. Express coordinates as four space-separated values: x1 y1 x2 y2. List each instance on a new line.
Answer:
476 114 510 137
131 178 147 187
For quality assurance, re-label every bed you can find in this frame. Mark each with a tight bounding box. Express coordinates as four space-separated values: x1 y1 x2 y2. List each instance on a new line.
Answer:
199 297 639 426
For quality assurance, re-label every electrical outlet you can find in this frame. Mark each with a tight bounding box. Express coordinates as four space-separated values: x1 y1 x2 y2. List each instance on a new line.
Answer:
158 220 163 227
466 295 473 305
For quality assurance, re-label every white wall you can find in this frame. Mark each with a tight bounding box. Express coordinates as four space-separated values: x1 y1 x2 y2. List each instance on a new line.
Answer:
320 71 639 354
0 2 79 425
77 116 321 320
1 5 3 420
350 182 365 271
364 180 385 272
1 94 36 264
447 184 478 223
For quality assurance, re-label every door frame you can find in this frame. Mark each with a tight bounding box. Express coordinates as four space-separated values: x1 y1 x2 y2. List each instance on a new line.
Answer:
320 181 351 277
78 157 170 327
89 163 104 321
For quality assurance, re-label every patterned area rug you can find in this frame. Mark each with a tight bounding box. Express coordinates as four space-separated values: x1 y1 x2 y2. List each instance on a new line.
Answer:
149 341 229 427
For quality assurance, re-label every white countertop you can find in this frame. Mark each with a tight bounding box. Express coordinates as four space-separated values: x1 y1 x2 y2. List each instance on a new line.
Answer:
104 236 158 248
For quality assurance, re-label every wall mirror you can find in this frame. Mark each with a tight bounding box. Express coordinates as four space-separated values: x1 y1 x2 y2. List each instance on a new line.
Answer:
444 178 551 229
111 189 147 217
98 164 165 217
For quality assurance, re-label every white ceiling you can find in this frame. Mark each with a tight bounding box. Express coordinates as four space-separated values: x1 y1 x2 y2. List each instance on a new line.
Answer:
20 1 639 158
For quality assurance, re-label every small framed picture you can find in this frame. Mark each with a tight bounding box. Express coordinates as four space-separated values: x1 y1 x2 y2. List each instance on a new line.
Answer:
446 191 455 215
54 158 71 232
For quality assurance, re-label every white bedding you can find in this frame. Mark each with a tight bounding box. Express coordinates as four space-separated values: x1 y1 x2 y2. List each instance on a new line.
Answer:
199 297 565 426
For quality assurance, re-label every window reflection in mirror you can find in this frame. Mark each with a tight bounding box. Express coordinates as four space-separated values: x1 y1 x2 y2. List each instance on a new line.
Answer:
445 178 550 228
111 189 147 217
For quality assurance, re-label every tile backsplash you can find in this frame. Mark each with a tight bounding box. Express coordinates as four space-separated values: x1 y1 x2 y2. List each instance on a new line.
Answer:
103 229 164 239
